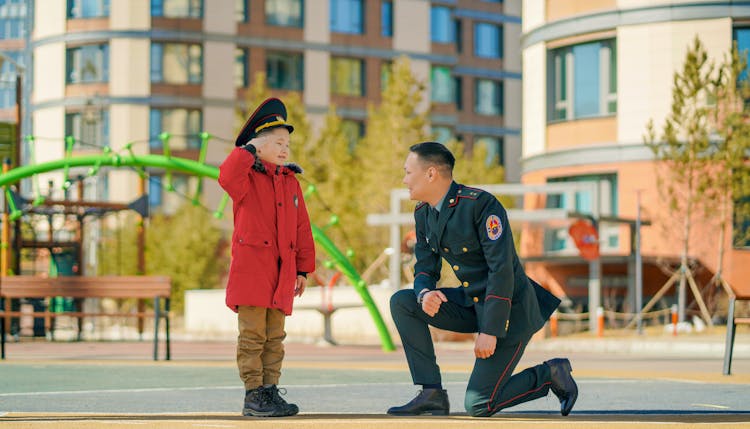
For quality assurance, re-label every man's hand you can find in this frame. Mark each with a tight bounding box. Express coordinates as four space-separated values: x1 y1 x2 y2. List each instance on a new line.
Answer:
294 275 307 297
421 290 447 317
474 333 497 359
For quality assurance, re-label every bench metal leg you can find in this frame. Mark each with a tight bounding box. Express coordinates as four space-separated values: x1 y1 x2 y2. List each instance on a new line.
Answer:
153 296 160 361
723 297 737 375
1 309 5 360
165 298 171 361
322 311 337 346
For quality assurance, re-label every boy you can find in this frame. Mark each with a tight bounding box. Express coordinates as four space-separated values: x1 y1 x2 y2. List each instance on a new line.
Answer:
218 97 316 417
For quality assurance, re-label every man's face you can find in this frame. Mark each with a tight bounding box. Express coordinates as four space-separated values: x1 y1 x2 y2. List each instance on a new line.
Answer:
255 128 290 165
403 152 432 201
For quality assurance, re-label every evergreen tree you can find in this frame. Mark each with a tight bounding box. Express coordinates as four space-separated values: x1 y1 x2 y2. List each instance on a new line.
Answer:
645 37 719 323
707 41 750 297
145 202 226 311
305 107 361 257
353 56 431 268
97 203 226 312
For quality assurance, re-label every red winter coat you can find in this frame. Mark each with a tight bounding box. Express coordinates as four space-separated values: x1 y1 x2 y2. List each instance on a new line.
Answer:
218 147 316 315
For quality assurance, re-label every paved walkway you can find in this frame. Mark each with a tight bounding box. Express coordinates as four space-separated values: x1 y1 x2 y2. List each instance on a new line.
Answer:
1 333 749 428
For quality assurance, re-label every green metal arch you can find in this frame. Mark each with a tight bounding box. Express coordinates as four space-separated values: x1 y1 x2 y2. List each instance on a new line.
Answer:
0 153 395 351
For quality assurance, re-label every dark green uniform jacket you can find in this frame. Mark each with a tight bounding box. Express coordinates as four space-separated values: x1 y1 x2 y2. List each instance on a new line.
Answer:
413 181 560 342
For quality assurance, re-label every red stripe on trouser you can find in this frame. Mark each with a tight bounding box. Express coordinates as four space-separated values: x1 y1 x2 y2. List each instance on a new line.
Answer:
491 382 552 412
487 342 523 412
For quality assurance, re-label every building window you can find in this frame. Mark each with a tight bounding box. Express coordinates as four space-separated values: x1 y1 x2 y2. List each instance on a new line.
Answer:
475 79 503 116
475 136 504 166
330 0 363 34
149 108 203 150
235 48 248 88
148 175 163 208
430 6 454 43
266 51 304 90
0 0 26 40
266 0 303 27
733 28 750 81
83 173 108 201
432 126 453 144
66 44 109 84
734 195 750 248
341 119 364 149
148 174 198 214
550 39 617 121
431 66 455 104
474 22 502 59
236 0 248 22
381 1 392 37
380 61 392 92
151 0 202 18
150 42 203 84
455 76 463 110
65 108 110 148
331 57 364 96
545 174 618 252
67 0 109 18
0 50 22 108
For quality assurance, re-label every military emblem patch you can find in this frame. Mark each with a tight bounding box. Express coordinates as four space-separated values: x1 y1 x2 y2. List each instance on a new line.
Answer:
486 215 502 240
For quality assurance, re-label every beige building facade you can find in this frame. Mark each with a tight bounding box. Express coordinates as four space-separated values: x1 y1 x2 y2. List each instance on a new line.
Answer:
22 0 521 216
521 0 750 316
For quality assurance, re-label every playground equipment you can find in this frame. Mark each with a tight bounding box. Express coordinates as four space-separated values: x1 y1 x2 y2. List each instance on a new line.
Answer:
0 134 395 352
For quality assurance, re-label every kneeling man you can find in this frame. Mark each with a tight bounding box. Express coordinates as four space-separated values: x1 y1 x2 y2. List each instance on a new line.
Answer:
388 142 577 417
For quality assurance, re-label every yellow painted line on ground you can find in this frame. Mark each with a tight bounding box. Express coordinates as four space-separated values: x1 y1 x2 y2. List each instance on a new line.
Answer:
1 413 750 429
692 403 731 409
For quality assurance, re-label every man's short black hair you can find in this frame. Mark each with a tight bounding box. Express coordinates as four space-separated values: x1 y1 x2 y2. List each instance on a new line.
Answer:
409 142 455 174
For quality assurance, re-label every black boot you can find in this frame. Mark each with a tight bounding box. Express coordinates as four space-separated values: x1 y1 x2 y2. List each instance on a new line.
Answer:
545 358 578 416
387 388 450 416
264 385 299 417
242 387 275 417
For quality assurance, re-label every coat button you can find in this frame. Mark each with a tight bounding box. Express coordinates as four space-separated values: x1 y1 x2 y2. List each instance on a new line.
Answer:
463 281 469 287
452 265 459 271
449 198 455 204
443 247 449 253
473 297 479 303
278 202 282 206
462 247 468 252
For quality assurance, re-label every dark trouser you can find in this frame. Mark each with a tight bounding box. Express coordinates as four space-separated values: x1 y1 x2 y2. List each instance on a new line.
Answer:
390 289 552 417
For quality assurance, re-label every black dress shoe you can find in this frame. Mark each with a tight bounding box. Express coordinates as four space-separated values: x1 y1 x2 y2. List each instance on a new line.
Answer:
387 388 450 416
545 358 578 416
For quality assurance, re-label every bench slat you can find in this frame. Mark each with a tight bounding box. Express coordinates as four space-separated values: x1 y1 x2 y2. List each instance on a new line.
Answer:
0 276 171 298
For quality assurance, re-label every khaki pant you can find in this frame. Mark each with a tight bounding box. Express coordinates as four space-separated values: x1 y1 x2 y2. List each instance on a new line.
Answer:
237 305 286 390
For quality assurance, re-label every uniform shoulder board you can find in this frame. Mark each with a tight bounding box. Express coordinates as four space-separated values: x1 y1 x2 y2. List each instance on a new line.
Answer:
457 186 482 200
415 201 428 211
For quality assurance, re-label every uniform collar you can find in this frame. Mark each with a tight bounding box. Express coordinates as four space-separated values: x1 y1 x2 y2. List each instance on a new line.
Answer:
432 181 459 212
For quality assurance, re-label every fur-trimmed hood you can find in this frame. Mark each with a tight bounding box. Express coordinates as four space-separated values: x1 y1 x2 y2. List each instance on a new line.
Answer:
285 163 303 174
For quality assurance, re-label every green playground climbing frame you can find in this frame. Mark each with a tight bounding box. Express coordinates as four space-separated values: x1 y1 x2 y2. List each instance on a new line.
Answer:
0 133 395 352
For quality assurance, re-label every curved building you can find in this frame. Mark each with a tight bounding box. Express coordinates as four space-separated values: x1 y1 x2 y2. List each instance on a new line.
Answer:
521 1 750 316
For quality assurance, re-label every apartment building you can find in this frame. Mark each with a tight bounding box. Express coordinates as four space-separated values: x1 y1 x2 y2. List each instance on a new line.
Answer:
520 0 750 314
14 0 521 215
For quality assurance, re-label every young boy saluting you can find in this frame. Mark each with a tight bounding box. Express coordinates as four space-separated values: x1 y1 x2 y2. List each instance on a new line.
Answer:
219 97 315 417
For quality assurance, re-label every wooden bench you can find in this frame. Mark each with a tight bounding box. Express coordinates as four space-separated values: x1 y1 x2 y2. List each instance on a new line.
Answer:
724 284 750 375
0 275 171 361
